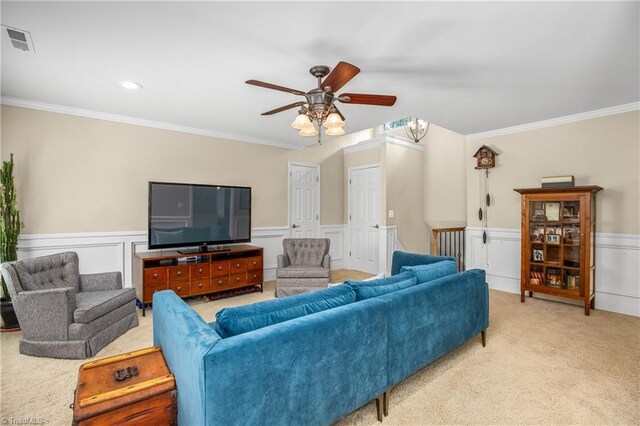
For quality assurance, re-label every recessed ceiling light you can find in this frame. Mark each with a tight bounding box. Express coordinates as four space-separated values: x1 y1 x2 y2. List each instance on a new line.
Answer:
119 81 142 90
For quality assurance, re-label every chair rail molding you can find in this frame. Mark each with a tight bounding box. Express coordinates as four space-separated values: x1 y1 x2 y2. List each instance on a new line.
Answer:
465 226 640 317
17 226 351 287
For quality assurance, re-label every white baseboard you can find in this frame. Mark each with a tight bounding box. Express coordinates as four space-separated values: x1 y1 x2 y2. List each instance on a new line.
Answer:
466 227 640 317
16 225 351 287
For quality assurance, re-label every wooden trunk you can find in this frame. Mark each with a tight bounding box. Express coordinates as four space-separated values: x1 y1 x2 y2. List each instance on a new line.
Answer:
72 346 177 425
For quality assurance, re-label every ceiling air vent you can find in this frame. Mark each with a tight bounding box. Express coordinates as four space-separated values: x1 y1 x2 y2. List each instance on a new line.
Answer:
2 25 35 54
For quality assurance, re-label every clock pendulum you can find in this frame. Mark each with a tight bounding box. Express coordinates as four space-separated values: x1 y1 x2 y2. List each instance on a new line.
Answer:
472 145 499 245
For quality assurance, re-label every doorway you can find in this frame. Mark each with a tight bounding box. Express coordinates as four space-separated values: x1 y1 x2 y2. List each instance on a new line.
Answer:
288 162 320 238
348 164 381 273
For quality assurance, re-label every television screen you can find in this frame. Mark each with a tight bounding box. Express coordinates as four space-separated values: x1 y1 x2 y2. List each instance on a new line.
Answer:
148 182 251 249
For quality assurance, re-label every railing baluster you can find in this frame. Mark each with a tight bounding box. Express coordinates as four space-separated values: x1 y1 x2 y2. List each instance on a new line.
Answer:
431 227 467 272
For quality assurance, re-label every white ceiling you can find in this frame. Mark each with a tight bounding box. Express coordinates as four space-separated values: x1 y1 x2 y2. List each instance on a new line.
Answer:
2 1 638 149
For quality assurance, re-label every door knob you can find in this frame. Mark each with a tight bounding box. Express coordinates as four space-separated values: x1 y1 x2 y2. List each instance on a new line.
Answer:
292 224 299 228
371 224 380 229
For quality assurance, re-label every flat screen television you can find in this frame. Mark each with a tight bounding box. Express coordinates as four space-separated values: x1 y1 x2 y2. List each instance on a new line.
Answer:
148 181 251 251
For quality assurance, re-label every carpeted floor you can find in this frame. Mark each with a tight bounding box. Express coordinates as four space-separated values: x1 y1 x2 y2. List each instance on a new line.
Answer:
1 270 639 425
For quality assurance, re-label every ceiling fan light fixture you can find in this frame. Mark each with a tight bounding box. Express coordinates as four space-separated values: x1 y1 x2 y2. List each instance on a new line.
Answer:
298 126 319 137
322 112 345 129
291 113 312 130
325 127 345 136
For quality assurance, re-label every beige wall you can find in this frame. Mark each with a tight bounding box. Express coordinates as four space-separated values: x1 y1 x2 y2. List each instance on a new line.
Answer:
466 111 640 234
422 124 468 253
386 143 428 252
0 105 375 234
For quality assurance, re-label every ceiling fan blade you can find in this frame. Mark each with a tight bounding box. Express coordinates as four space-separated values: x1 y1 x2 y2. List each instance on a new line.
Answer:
321 62 360 92
246 80 306 96
338 93 397 107
261 101 306 116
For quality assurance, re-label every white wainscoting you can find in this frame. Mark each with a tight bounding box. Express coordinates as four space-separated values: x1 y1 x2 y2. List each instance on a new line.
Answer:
16 225 350 288
320 224 347 270
379 225 398 275
466 227 640 317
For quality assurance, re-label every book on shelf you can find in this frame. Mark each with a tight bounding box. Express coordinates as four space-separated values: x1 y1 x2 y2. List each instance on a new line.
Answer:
541 176 575 183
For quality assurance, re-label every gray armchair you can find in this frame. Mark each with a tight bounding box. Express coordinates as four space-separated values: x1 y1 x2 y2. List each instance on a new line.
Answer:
276 238 331 297
0 251 138 359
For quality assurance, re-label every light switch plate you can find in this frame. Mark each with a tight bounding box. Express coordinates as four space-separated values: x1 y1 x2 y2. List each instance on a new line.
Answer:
388 210 394 218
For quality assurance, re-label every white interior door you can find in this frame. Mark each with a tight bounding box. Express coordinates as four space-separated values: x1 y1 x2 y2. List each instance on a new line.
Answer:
289 163 320 238
349 165 381 273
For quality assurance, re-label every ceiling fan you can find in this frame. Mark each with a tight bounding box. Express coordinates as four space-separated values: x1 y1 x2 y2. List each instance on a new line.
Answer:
246 61 397 144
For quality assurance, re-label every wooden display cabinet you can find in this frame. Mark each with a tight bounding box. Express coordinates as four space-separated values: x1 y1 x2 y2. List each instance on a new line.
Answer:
133 245 263 316
514 186 602 315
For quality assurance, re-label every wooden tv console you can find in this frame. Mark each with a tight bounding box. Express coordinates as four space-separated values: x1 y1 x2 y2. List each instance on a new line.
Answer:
133 245 264 316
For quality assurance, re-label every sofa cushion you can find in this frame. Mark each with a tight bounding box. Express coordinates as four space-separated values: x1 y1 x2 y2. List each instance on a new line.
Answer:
391 251 456 275
346 271 417 301
12 252 80 292
400 260 457 284
74 288 137 324
276 265 331 278
284 238 330 266
214 284 355 338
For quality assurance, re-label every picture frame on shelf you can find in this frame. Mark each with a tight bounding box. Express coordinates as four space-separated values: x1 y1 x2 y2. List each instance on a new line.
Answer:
563 205 578 220
563 227 580 243
533 209 546 221
545 202 560 222
546 268 562 287
546 234 560 244
533 249 544 262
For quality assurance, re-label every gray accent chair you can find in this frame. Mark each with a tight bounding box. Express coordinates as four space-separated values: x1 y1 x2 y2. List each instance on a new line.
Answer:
276 238 331 298
0 252 138 359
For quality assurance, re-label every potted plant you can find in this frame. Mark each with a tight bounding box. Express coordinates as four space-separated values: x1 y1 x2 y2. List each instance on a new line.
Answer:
1 153 22 330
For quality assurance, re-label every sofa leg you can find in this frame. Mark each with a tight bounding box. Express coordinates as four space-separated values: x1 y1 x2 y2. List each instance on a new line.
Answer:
375 394 384 422
384 389 389 416
481 330 486 347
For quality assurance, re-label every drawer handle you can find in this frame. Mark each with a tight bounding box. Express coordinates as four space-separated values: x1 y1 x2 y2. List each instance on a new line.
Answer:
236 277 241 282
177 286 182 292
198 283 203 288
153 273 159 279
253 274 257 279
154 290 158 293
253 261 257 266
236 263 240 268
218 280 223 285
198 268 204 273
177 271 182 276
218 266 223 271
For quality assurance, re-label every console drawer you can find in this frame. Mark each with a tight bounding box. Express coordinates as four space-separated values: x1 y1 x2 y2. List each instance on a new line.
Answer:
247 256 263 271
143 283 168 303
191 279 211 295
168 265 189 282
212 276 230 291
211 261 229 277
247 270 263 284
230 273 247 287
230 259 247 273
144 268 167 285
169 282 190 297
191 264 211 279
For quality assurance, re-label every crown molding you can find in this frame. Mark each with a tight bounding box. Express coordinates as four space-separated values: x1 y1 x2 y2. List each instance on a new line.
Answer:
466 102 640 141
0 96 305 151
342 134 424 155
384 134 424 151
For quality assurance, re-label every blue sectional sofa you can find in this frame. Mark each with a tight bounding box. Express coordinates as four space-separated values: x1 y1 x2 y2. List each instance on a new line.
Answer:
153 251 489 425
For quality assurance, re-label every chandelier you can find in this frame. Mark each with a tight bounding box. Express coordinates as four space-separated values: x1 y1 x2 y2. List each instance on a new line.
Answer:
404 117 429 143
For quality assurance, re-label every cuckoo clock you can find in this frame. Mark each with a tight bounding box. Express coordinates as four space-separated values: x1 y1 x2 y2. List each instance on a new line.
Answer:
473 145 498 169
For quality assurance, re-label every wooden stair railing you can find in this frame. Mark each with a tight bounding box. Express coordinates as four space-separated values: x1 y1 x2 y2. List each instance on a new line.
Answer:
432 227 466 272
